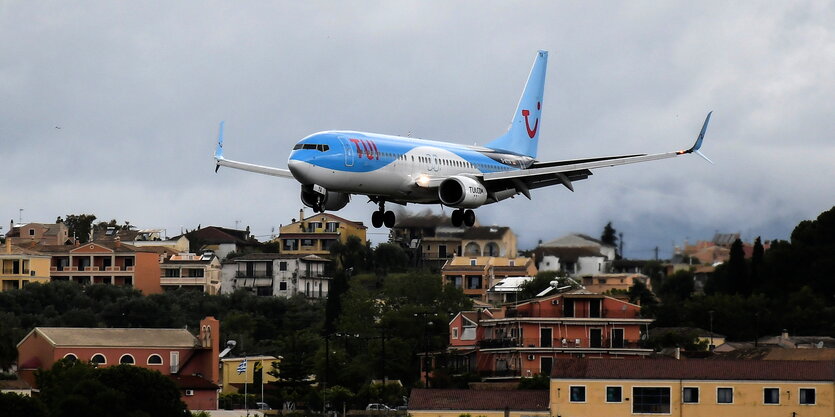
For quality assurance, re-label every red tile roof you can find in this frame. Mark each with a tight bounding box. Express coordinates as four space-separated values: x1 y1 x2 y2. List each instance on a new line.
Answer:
408 389 549 411
552 359 835 381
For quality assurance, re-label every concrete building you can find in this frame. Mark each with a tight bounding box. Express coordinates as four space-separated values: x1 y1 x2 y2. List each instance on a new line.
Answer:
160 252 222 294
550 359 834 417
276 209 367 257
5 221 72 246
179 226 255 260
17 317 221 410
581 272 652 293
447 291 653 380
221 253 331 299
535 234 616 277
441 256 537 302
35 240 164 294
1 242 51 291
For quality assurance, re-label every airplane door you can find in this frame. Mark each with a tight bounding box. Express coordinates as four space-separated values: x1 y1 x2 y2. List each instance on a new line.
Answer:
338 136 354 167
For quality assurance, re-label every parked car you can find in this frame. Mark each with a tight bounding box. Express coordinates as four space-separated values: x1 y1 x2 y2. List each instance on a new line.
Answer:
256 402 272 410
365 403 393 411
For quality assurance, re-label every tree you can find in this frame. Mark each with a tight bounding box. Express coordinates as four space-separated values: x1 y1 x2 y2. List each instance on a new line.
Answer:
727 238 748 295
0 392 48 417
373 243 408 275
518 271 563 301
60 214 97 243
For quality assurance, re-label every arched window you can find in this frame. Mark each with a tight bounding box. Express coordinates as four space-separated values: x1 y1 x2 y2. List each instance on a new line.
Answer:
464 242 481 256
91 353 106 365
63 353 77 361
485 242 501 257
147 354 163 365
119 354 135 365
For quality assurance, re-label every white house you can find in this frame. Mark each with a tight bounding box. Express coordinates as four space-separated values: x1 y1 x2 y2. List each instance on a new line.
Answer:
221 253 331 299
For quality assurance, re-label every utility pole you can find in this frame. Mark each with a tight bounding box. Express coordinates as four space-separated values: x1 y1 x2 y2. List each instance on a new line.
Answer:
654 246 659 261
18 208 23 224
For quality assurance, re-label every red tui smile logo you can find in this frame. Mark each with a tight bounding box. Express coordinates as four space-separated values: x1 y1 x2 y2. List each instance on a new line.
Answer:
521 101 540 139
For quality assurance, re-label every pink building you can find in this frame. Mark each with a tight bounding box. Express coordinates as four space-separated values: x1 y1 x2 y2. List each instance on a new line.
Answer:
17 316 220 410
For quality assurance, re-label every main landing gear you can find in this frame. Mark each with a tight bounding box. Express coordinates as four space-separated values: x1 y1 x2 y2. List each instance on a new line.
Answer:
451 208 476 227
371 201 396 228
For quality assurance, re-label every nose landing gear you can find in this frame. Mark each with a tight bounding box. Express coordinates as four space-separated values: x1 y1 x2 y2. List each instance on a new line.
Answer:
451 208 476 227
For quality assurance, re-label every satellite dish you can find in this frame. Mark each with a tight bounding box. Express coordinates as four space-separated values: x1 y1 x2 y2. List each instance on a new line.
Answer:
816 341 824 349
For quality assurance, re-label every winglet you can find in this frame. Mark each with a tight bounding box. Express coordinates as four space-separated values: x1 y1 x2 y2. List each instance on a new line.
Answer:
678 111 713 163
214 121 225 161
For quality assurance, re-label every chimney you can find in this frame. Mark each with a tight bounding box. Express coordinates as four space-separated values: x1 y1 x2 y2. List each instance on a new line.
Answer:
115 236 121 248
781 329 789 340
299 208 305 222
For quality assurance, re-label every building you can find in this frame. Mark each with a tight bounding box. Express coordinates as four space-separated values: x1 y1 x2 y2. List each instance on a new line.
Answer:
486 276 534 305
581 273 652 293
389 212 518 271
93 227 190 252
35 240 164 294
180 226 256 260
447 291 653 379
220 355 280 393
160 253 222 294
16 317 221 410
535 234 616 277
221 253 331 299
408 389 549 417
276 209 367 256
441 256 537 301
1 242 51 291
5 221 72 245
651 327 726 351
550 358 834 417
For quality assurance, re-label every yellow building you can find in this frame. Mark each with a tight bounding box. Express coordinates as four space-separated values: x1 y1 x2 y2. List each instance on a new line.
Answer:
551 358 834 417
220 356 280 393
276 209 367 256
441 256 537 301
1 243 51 291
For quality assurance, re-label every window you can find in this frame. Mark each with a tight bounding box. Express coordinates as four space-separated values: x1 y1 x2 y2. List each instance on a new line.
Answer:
569 386 586 402
164 269 179 277
632 387 670 414
29 228 35 236
283 239 298 251
91 354 106 365
717 387 733 404
799 388 816 405
764 388 779 404
452 327 459 339
279 261 287 271
188 269 204 277
279 281 288 291
301 239 314 247
469 259 477 266
147 354 163 365
119 354 135 365
606 386 622 403
325 222 339 232
63 353 78 361
683 387 699 403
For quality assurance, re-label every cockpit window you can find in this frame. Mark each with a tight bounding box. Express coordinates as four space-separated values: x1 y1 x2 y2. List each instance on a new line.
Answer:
293 144 330 152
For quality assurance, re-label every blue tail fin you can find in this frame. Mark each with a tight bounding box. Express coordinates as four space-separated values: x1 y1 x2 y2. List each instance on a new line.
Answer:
485 50 548 158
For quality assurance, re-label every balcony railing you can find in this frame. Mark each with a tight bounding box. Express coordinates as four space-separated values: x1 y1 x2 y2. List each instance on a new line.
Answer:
235 271 272 278
479 337 644 350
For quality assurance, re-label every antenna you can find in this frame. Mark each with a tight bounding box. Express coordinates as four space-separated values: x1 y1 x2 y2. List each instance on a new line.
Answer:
18 208 23 223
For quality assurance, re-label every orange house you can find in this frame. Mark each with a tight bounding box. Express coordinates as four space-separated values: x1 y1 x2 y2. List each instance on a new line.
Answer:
16 317 220 410
35 240 163 294
447 290 653 379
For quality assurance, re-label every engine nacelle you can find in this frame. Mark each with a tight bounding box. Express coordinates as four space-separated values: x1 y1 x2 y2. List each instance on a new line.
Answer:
300 185 350 211
438 176 488 208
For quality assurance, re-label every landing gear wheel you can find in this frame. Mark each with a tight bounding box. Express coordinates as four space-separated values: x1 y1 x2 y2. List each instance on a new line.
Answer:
451 209 463 227
372 211 383 228
383 211 396 228
463 209 476 227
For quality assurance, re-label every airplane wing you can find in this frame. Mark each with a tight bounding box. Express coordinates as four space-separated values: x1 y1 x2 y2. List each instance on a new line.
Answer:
481 112 713 197
213 121 294 179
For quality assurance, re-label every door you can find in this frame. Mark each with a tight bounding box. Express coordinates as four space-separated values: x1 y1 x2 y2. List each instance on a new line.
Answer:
540 357 553 376
611 328 624 348
589 299 601 318
438 245 447 258
540 327 552 347
338 136 354 167
590 328 603 348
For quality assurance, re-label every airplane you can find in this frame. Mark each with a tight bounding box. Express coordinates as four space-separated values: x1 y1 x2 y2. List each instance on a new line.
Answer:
214 50 712 229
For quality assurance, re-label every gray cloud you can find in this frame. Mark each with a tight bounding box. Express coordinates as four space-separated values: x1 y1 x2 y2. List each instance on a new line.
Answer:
2 1 833 258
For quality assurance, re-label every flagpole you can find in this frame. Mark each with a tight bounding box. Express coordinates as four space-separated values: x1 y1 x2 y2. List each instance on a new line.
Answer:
244 355 249 417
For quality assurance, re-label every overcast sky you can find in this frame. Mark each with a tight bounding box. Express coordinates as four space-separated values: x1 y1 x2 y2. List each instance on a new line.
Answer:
2 1 834 258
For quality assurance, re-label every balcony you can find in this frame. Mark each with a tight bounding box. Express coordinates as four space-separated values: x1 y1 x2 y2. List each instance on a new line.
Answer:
160 277 208 286
235 271 272 278
479 337 644 350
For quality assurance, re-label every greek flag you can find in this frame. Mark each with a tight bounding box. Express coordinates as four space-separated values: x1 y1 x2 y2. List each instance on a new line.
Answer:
236 358 247 375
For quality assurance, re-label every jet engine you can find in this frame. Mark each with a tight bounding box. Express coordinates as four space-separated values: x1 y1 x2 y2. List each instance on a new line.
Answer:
438 176 488 208
300 185 350 212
